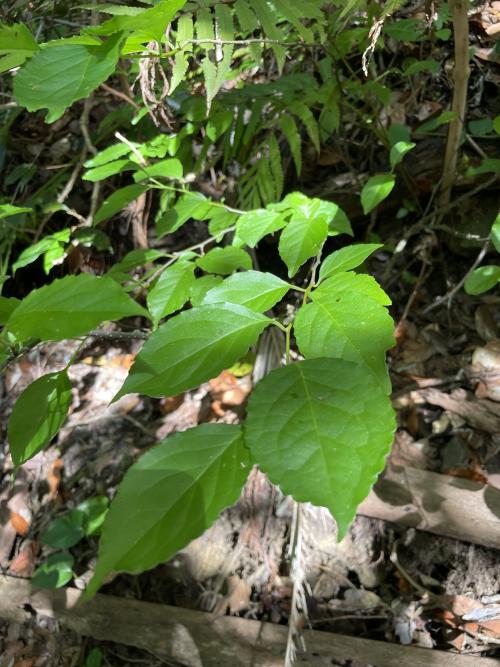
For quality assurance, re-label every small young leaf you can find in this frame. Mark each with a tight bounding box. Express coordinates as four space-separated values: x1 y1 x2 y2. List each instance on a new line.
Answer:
189 275 223 306
244 358 395 538
5 275 149 343
278 215 328 277
14 33 123 123
147 260 195 325
389 141 416 169
319 243 383 281
464 266 500 295
115 304 271 398
196 247 252 275
94 184 148 225
361 174 395 215
235 209 287 248
85 424 250 597
203 271 290 313
8 371 72 465
32 552 74 589
294 272 394 392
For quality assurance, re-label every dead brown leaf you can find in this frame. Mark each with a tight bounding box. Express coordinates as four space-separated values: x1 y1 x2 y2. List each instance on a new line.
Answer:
47 459 64 500
9 540 39 577
214 575 252 616
9 511 29 536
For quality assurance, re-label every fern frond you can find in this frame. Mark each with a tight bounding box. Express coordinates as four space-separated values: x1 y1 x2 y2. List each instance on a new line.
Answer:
170 14 193 93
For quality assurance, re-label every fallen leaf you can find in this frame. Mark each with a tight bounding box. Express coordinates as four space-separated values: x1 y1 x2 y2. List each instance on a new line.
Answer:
47 459 64 500
9 511 29 536
214 575 252 616
9 540 39 577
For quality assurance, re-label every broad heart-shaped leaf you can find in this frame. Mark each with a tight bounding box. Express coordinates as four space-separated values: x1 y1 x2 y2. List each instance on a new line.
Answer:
294 272 394 393
279 214 328 277
147 260 195 325
196 247 252 275
234 209 287 248
464 266 500 295
115 304 272 399
32 552 74 589
5 274 149 343
85 424 250 597
13 33 123 123
244 358 395 539
319 244 383 282
360 173 395 215
7 371 72 466
202 271 291 313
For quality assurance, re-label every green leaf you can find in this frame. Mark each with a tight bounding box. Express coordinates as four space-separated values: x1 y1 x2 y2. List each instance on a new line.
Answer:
290 101 320 152
14 33 123 123
84 143 131 168
314 272 391 306
147 260 195 325
207 209 238 239
72 228 112 252
171 15 193 93
12 230 70 274
389 141 416 169
133 158 183 182
235 209 287 248
42 512 85 549
464 266 500 295
466 158 500 176
278 215 328 277
196 247 252 275
94 184 147 225
78 496 110 535
319 244 383 281
87 0 186 42
189 275 223 306
494 116 500 136
32 552 74 589
213 4 235 101
85 424 250 596
0 204 32 219
244 358 395 538
490 211 500 253
5 274 149 343
202 271 290 312
279 114 302 175
115 304 271 399
403 59 439 75
361 174 395 215
84 648 102 667
107 249 166 278
294 272 394 392
83 159 132 182
197 8 218 106
0 22 38 71
7 371 72 465
0 296 20 325
156 193 215 238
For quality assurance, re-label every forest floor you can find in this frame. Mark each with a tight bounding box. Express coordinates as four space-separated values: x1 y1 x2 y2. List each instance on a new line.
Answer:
2 226 500 666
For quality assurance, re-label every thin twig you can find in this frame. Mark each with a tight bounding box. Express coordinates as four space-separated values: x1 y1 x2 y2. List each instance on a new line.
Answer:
423 238 491 314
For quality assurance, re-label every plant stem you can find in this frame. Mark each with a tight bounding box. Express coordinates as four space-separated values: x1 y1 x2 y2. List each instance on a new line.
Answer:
439 0 470 208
